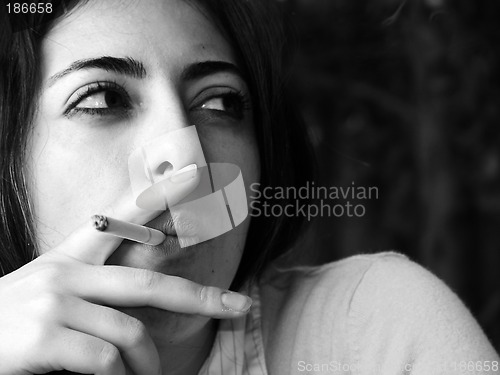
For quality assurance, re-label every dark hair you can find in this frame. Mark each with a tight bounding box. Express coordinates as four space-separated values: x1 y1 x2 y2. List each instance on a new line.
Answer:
0 0 315 287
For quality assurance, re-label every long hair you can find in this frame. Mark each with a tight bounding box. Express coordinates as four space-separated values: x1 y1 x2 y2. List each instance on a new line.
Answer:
0 7 41 274
0 0 315 287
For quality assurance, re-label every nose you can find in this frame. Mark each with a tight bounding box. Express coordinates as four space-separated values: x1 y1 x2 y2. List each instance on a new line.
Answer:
144 125 206 181
128 125 209 210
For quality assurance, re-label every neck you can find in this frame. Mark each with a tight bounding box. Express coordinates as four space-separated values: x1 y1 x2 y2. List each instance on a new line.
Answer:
156 317 218 375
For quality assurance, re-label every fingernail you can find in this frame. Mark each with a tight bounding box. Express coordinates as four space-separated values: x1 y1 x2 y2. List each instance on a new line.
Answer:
221 291 253 313
169 163 197 184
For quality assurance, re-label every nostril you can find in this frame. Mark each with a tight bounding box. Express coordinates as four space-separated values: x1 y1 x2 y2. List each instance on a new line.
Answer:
156 161 174 177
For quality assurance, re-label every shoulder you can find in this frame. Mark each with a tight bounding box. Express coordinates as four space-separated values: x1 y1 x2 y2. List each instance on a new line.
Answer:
259 250 415 322
259 251 499 374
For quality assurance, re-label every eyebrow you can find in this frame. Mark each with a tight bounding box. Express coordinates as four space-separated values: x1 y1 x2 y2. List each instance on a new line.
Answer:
47 56 147 87
47 57 244 87
180 61 245 82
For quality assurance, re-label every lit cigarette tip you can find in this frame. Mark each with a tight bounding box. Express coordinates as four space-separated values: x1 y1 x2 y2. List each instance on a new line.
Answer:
90 214 166 246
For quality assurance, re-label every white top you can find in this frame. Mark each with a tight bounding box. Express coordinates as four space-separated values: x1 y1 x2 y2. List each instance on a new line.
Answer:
199 251 499 374
197 281 267 375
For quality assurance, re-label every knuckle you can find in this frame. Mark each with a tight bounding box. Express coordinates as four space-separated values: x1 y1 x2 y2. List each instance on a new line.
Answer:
97 343 121 370
123 316 148 348
33 293 65 319
133 268 159 291
37 265 62 289
28 322 55 353
198 285 209 305
195 284 216 312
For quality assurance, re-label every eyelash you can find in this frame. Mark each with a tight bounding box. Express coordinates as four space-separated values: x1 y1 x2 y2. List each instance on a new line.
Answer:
64 81 252 120
64 81 131 118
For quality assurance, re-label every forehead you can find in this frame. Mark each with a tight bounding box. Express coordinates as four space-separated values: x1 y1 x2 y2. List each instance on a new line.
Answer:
41 0 235 79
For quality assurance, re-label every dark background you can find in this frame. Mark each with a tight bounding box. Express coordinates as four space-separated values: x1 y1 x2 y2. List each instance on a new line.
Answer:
283 0 500 352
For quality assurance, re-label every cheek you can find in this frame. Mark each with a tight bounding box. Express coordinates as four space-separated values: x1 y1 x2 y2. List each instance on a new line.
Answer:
26 120 131 250
199 125 260 186
189 221 249 288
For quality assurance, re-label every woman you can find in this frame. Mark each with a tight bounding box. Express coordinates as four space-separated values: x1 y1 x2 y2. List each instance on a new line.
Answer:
0 0 498 374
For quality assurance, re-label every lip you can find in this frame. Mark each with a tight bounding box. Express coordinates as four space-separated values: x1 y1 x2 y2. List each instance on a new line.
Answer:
112 233 183 265
144 210 200 250
152 211 177 237
109 211 210 267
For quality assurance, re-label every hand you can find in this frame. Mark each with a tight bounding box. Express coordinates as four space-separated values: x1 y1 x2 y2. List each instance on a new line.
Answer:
0 196 252 375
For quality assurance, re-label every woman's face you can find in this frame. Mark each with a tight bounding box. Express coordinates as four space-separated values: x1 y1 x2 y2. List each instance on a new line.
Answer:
27 0 259 340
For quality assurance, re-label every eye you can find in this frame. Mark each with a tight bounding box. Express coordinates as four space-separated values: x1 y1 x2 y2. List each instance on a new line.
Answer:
64 81 131 118
194 90 251 121
75 90 126 109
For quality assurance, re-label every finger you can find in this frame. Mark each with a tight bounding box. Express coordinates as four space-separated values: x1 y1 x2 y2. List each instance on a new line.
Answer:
74 266 253 318
49 191 164 265
59 296 161 375
46 162 205 265
41 330 126 375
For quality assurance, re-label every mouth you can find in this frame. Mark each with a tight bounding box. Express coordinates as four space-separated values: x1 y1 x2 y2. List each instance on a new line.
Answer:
145 210 201 248
113 214 181 261
107 207 216 268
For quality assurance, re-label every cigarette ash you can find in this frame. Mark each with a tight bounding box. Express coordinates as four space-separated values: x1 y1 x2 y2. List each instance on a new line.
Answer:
91 215 108 231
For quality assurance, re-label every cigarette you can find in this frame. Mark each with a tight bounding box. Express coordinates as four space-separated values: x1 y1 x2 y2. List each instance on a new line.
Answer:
91 215 166 245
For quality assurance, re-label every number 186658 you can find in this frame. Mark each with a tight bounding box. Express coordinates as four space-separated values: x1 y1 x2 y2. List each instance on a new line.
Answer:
6 3 53 14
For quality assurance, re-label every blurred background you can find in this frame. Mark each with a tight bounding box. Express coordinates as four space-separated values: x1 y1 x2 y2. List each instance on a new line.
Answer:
281 0 500 352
